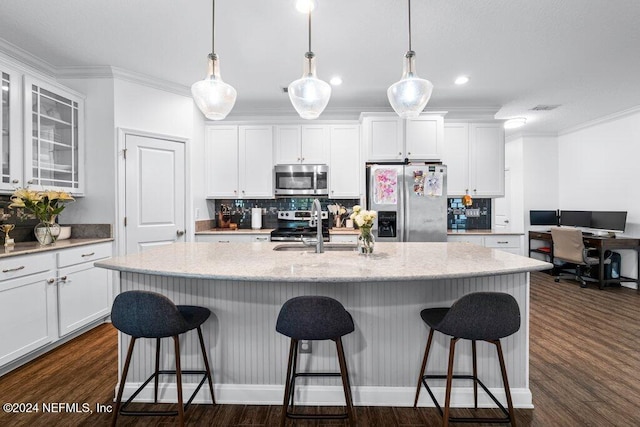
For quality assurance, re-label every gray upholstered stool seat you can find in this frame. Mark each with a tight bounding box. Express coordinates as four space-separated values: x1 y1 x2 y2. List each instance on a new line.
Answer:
111 291 215 427
414 292 520 427
276 296 356 427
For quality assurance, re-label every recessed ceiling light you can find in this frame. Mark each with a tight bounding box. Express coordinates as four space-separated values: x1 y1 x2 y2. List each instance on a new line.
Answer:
330 76 342 86
454 76 469 85
504 118 527 129
295 0 316 13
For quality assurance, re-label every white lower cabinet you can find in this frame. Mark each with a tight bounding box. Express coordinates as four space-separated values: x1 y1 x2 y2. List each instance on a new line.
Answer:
56 243 113 337
330 233 358 244
195 234 271 243
448 234 522 255
0 253 56 367
0 242 113 370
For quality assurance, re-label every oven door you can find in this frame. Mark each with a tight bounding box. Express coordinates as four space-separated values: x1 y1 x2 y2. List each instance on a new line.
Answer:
274 164 328 196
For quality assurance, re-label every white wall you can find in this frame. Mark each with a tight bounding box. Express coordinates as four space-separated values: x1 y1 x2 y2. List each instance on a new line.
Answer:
57 77 116 224
557 108 640 282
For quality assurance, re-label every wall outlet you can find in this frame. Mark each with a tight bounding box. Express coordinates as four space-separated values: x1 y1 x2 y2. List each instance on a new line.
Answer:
299 340 312 354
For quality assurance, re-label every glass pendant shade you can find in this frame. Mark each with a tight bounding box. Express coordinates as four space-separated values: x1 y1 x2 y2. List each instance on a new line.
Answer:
191 54 237 121
288 53 331 120
387 51 433 118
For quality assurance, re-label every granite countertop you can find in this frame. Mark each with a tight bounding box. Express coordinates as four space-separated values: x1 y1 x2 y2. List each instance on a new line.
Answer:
447 229 525 236
0 238 114 259
96 242 551 283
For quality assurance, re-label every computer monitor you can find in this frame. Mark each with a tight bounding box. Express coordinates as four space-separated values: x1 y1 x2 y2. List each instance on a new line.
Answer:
560 210 592 227
529 210 558 226
590 211 627 233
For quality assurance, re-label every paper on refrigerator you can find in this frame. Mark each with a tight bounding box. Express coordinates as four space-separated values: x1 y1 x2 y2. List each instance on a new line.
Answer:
373 168 398 205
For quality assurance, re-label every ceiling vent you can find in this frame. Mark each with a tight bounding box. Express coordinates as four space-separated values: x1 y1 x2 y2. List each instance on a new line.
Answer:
530 104 561 111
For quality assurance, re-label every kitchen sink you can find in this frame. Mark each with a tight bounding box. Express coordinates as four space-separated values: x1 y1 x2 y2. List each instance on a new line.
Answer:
273 243 357 252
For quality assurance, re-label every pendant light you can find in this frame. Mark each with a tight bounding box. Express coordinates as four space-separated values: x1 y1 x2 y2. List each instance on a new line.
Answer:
191 0 237 120
288 8 331 120
387 0 433 118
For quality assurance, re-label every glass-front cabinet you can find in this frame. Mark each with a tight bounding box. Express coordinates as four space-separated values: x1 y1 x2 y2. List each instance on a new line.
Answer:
0 65 21 191
24 77 84 194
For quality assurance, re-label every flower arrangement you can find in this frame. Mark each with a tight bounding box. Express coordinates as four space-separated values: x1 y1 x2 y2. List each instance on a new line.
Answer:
350 205 377 254
9 188 75 223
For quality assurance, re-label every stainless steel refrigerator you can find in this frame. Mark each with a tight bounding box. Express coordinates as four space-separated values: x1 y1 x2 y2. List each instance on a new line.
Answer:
366 163 447 242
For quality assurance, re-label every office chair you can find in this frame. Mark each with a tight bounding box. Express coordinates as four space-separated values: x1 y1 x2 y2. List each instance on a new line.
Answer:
550 227 610 288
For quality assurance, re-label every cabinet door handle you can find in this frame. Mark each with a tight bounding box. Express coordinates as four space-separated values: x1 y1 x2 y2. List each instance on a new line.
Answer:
219 240 230 243
59 275 68 282
297 157 301 161
81 252 95 257
176 230 185 237
301 157 305 161
2 265 25 273
398 152 402 155
11 179 19 184
408 152 412 155
27 180 34 185
497 241 509 244
256 237 268 241
47 278 55 284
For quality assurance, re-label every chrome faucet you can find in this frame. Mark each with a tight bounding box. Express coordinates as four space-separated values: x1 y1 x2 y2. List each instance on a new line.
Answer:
302 198 324 253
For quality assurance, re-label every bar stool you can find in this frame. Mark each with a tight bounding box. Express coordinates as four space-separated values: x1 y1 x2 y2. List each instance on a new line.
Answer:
110 290 215 427
413 292 520 426
276 295 356 427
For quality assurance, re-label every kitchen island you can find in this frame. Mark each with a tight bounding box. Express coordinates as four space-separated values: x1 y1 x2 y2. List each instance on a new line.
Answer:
96 242 550 408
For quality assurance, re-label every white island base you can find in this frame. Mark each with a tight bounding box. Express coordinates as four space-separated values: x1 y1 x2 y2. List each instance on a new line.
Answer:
97 242 550 409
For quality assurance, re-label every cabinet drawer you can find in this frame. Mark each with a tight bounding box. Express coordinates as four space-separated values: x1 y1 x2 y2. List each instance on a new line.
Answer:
57 243 112 268
484 235 521 248
0 253 56 282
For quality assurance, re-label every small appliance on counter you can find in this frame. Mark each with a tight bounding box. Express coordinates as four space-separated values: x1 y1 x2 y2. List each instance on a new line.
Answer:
270 210 329 242
218 204 231 228
251 207 262 230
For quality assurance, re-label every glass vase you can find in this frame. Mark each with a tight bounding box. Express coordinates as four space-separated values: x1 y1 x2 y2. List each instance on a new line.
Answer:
357 228 375 255
34 222 60 245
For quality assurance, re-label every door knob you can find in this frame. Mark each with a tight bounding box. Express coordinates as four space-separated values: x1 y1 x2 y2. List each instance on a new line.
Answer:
176 230 185 237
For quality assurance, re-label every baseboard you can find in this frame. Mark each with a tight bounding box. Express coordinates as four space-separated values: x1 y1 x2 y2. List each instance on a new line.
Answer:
118 383 533 409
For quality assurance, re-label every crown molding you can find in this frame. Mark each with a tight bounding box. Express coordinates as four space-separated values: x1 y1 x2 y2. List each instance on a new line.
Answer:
558 104 640 136
0 38 56 77
57 65 191 97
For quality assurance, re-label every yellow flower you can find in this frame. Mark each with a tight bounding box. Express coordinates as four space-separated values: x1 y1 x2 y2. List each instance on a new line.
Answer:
8 198 25 208
352 205 361 213
56 192 75 201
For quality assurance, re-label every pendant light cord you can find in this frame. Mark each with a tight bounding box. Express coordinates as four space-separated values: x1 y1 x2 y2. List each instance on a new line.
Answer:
308 10 312 53
211 0 216 54
407 0 412 52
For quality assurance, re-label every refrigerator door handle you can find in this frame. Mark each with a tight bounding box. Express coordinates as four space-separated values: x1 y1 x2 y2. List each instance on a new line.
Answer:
402 168 409 242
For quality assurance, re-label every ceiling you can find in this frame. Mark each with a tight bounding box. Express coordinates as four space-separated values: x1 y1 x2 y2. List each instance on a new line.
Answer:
1 0 638 134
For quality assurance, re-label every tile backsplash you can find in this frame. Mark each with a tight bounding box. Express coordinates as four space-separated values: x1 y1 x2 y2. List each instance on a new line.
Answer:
212 198 361 229
447 198 491 230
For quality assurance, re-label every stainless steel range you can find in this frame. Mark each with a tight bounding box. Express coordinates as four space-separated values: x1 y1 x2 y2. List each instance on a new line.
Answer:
270 210 330 242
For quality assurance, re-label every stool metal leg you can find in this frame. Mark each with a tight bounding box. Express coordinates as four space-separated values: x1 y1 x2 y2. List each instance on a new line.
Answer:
196 326 216 404
111 337 136 427
154 338 161 404
414 328 434 408
173 335 185 427
493 339 517 427
335 337 356 426
443 337 459 427
280 339 297 427
472 340 478 410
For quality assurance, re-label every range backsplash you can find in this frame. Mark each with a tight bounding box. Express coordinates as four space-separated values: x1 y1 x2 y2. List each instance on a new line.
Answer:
447 198 491 230
212 198 361 229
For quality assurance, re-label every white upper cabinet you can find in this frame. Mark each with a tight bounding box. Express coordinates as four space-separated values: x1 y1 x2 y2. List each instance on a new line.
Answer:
405 115 444 160
205 125 274 199
443 122 504 197
275 125 329 164
362 113 444 162
0 65 21 191
329 125 360 198
24 76 85 195
239 125 274 198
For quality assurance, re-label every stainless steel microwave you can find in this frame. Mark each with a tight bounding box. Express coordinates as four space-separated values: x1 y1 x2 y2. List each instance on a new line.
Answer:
274 164 329 196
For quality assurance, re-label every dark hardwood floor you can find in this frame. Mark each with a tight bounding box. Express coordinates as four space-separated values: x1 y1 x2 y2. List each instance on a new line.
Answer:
1 272 639 426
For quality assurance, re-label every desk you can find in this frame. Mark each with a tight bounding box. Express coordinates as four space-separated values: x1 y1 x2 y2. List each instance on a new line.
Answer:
529 231 640 291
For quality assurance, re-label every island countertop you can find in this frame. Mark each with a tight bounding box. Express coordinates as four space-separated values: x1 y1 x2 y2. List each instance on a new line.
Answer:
96 242 550 282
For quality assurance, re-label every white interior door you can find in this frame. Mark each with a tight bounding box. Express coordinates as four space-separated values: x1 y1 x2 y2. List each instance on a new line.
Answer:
494 168 511 230
124 134 185 254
